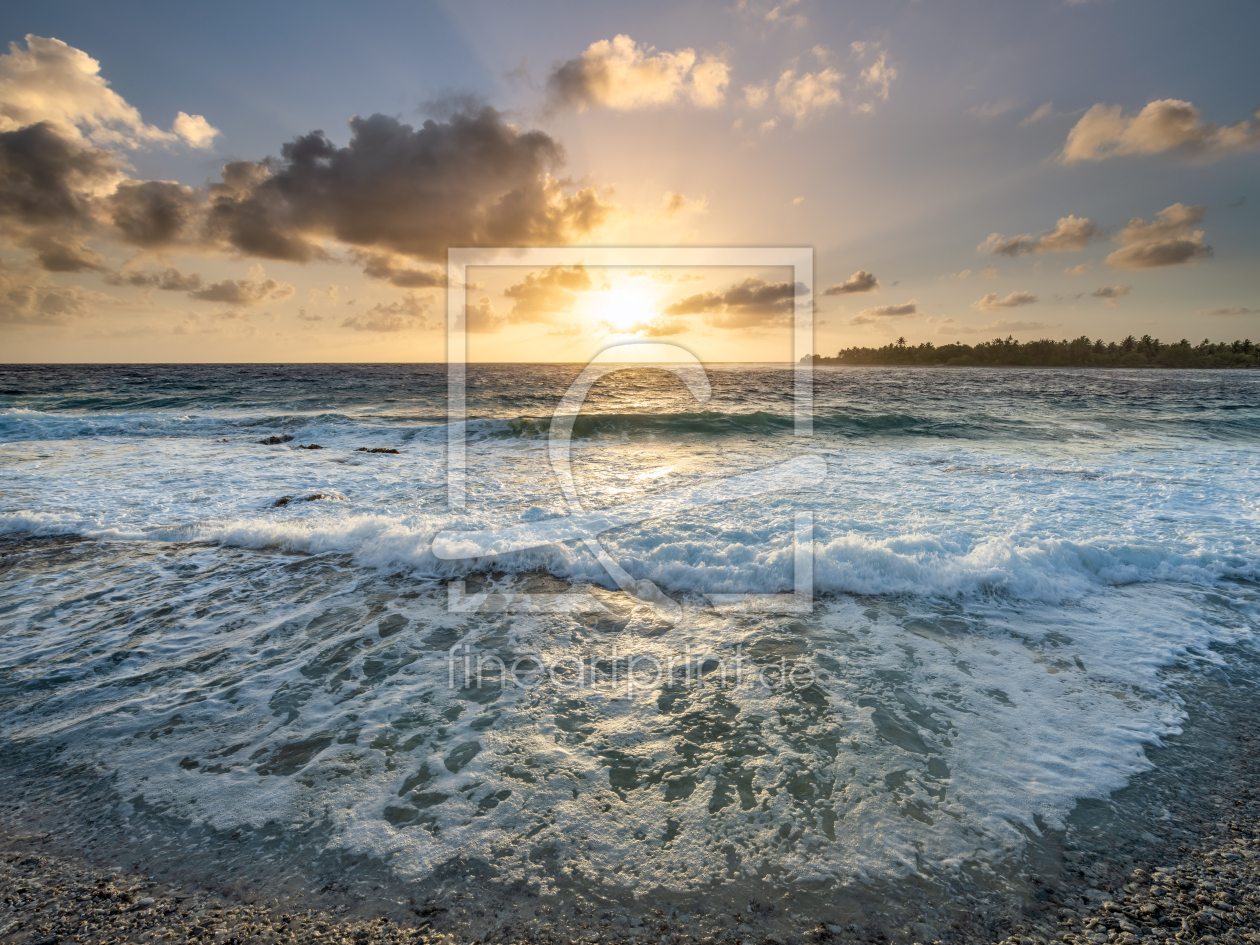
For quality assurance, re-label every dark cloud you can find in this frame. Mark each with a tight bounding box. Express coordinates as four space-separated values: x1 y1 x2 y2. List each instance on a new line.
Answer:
104 267 293 306
823 270 879 295
1105 203 1211 270
189 277 295 306
979 215 1098 256
104 267 204 291
663 276 804 328
209 109 612 263
106 180 203 248
1091 285 1132 300
356 251 446 288
1197 306 1257 317
0 122 119 227
28 233 106 272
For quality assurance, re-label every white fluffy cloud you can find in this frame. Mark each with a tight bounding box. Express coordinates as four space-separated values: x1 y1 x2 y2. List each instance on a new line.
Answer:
546 36 730 111
1061 99 1260 163
1105 203 1212 270
774 67 843 123
0 35 218 149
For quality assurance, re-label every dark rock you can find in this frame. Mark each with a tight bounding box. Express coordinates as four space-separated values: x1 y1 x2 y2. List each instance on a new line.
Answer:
258 435 294 445
274 493 341 507
297 444 323 449
355 447 400 454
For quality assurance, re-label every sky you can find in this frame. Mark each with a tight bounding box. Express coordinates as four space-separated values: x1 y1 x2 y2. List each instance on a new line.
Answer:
0 0 1257 362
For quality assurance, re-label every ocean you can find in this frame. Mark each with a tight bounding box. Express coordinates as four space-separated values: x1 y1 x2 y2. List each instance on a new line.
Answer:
2 363 1259 936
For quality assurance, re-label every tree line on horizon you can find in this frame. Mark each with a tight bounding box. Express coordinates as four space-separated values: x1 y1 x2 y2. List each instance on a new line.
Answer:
811 335 1259 368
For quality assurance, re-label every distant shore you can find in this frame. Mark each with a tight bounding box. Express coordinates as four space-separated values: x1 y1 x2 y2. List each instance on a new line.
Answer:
806 335 1260 369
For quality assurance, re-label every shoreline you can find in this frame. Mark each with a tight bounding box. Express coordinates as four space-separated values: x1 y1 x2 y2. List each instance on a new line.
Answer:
4 653 1260 945
2 768 1259 945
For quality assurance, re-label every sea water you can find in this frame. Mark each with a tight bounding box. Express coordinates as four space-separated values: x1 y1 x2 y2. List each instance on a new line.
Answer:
1 364 1258 932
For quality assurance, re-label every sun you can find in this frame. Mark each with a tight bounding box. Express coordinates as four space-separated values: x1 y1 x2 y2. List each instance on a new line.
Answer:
598 285 657 333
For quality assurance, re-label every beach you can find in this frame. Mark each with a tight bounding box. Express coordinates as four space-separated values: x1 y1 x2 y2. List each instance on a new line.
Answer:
3 693 1260 944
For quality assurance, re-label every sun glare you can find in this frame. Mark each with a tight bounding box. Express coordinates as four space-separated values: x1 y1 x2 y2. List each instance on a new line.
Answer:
598 285 657 333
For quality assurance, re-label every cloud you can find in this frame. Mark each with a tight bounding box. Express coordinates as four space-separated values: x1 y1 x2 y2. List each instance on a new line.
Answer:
823 270 880 295
1021 102 1055 126
856 299 919 318
1091 285 1131 300
730 0 806 29
774 67 843 124
968 100 1019 121
207 108 613 263
979 215 1098 256
342 293 430 331
661 191 706 218
1 37 625 323
0 261 112 325
664 276 805 328
26 232 105 272
105 265 294 306
356 251 446 288
466 296 508 334
503 265 592 323
927 316 977 336
950 266 998 280
105 179 203 248
604 317 688 337
104 266 204 291
189 276 294 306
0 35 218 149
859 53 897 106
744 84 770 109
0 121 121 224
546 36 729 111
982 319 1052 332
1061 99 1260 163
972 291 1038 312
1064 264 1092 275
1105 203 1211 270
1196 305 1257 318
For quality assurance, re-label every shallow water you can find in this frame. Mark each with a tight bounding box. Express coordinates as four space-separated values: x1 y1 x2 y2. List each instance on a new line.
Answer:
1 365 1259 936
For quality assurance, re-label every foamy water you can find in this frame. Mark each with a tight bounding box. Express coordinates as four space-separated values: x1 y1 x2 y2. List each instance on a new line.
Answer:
1 364 1258 913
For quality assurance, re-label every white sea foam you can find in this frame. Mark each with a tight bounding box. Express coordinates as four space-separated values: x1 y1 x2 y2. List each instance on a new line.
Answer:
2 367 1258 899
